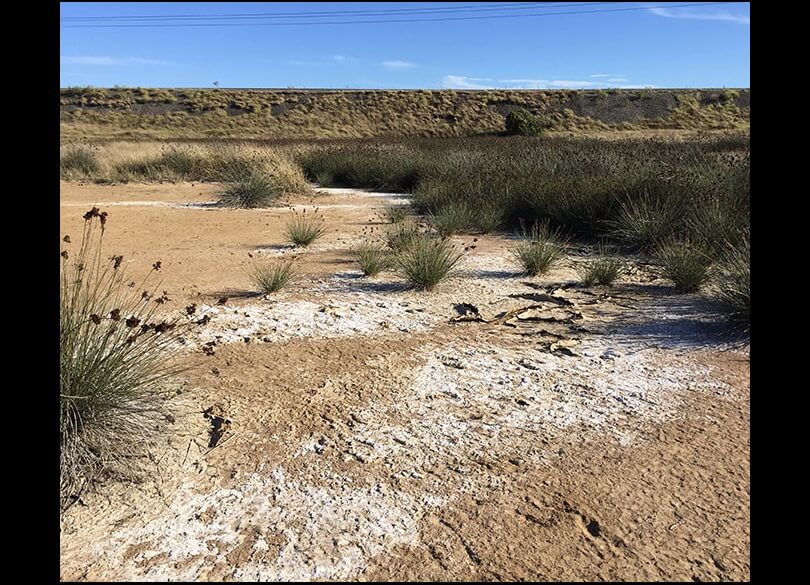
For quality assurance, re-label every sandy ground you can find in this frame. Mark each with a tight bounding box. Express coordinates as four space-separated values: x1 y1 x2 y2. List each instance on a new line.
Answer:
59 181 750 581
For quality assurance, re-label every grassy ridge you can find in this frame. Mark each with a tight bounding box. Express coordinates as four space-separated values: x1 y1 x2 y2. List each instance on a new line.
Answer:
60 88 750 140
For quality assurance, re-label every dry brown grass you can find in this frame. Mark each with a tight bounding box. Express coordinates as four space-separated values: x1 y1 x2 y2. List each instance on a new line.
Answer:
60 141 312 196
60 88 750 140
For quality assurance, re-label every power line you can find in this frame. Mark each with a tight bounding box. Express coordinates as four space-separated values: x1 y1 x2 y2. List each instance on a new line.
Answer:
61 2 562 21
61 2 739 28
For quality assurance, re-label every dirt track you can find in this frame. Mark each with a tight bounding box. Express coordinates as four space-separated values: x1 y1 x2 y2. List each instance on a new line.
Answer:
59 181 750 581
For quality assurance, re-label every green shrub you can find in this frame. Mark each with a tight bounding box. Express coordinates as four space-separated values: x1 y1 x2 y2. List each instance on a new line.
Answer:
505 108 545 136
511 221 565 276
249 258 296 293
60 208 196 507
220 172 279 208
286 209 326 246
353 242 391 276
396 234 462 290
655 242 711 292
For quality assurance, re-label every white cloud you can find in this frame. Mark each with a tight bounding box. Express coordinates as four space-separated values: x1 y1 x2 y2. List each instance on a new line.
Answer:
441 75 496 89
382 60 416 70
648 6 750 24
443 74 657 90
330 55 358 63
61 56 172 66
547 80 600 88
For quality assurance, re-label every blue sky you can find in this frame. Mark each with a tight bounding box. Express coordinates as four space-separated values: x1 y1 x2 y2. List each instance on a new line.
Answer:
60 2 750 89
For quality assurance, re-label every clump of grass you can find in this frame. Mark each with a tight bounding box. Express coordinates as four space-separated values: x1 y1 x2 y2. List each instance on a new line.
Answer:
383 206 409 224
475 203 505 233
511 221 565 276
249 258 296 293
314 170 334 186
429 203 475 237
61 144 101 179
579 246 625 286
396 234 462 291
655 242 711 292
611 195 682 251
286 208 326 246
352 241 391 276
220 172 279 208
61 208 198 508
713 237 749 327
384 220 420 252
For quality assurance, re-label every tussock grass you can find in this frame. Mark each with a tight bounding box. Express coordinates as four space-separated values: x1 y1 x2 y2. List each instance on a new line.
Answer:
249 258 296 293
610 195 682 251
352 242 391 276
429 202 475 237
578 247 625 286
511 221 565 276
655 242 712 292
61 144 101 179
60 208 198 507
384 221 420 252
286 209 326 246
713 236 750 327
396 234 462 291
475 202 505 233
383 206 409 224
62 141 311 196
220 172 279 208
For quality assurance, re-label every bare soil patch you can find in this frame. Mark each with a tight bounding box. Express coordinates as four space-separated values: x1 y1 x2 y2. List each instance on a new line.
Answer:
59 182 749 581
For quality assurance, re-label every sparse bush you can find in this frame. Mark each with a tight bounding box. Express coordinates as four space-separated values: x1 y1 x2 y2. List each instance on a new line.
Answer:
713 236 749 327
249 258 296 293
60 208 198 507
505 108 545 136
396 234 462 290
578 247 625 286
511 221 565 276
384 220 420 252
353 242 391 276
61 145 101 178
220 172 279 208
429 202 475 237
655 242 711 292
286 209 326 246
